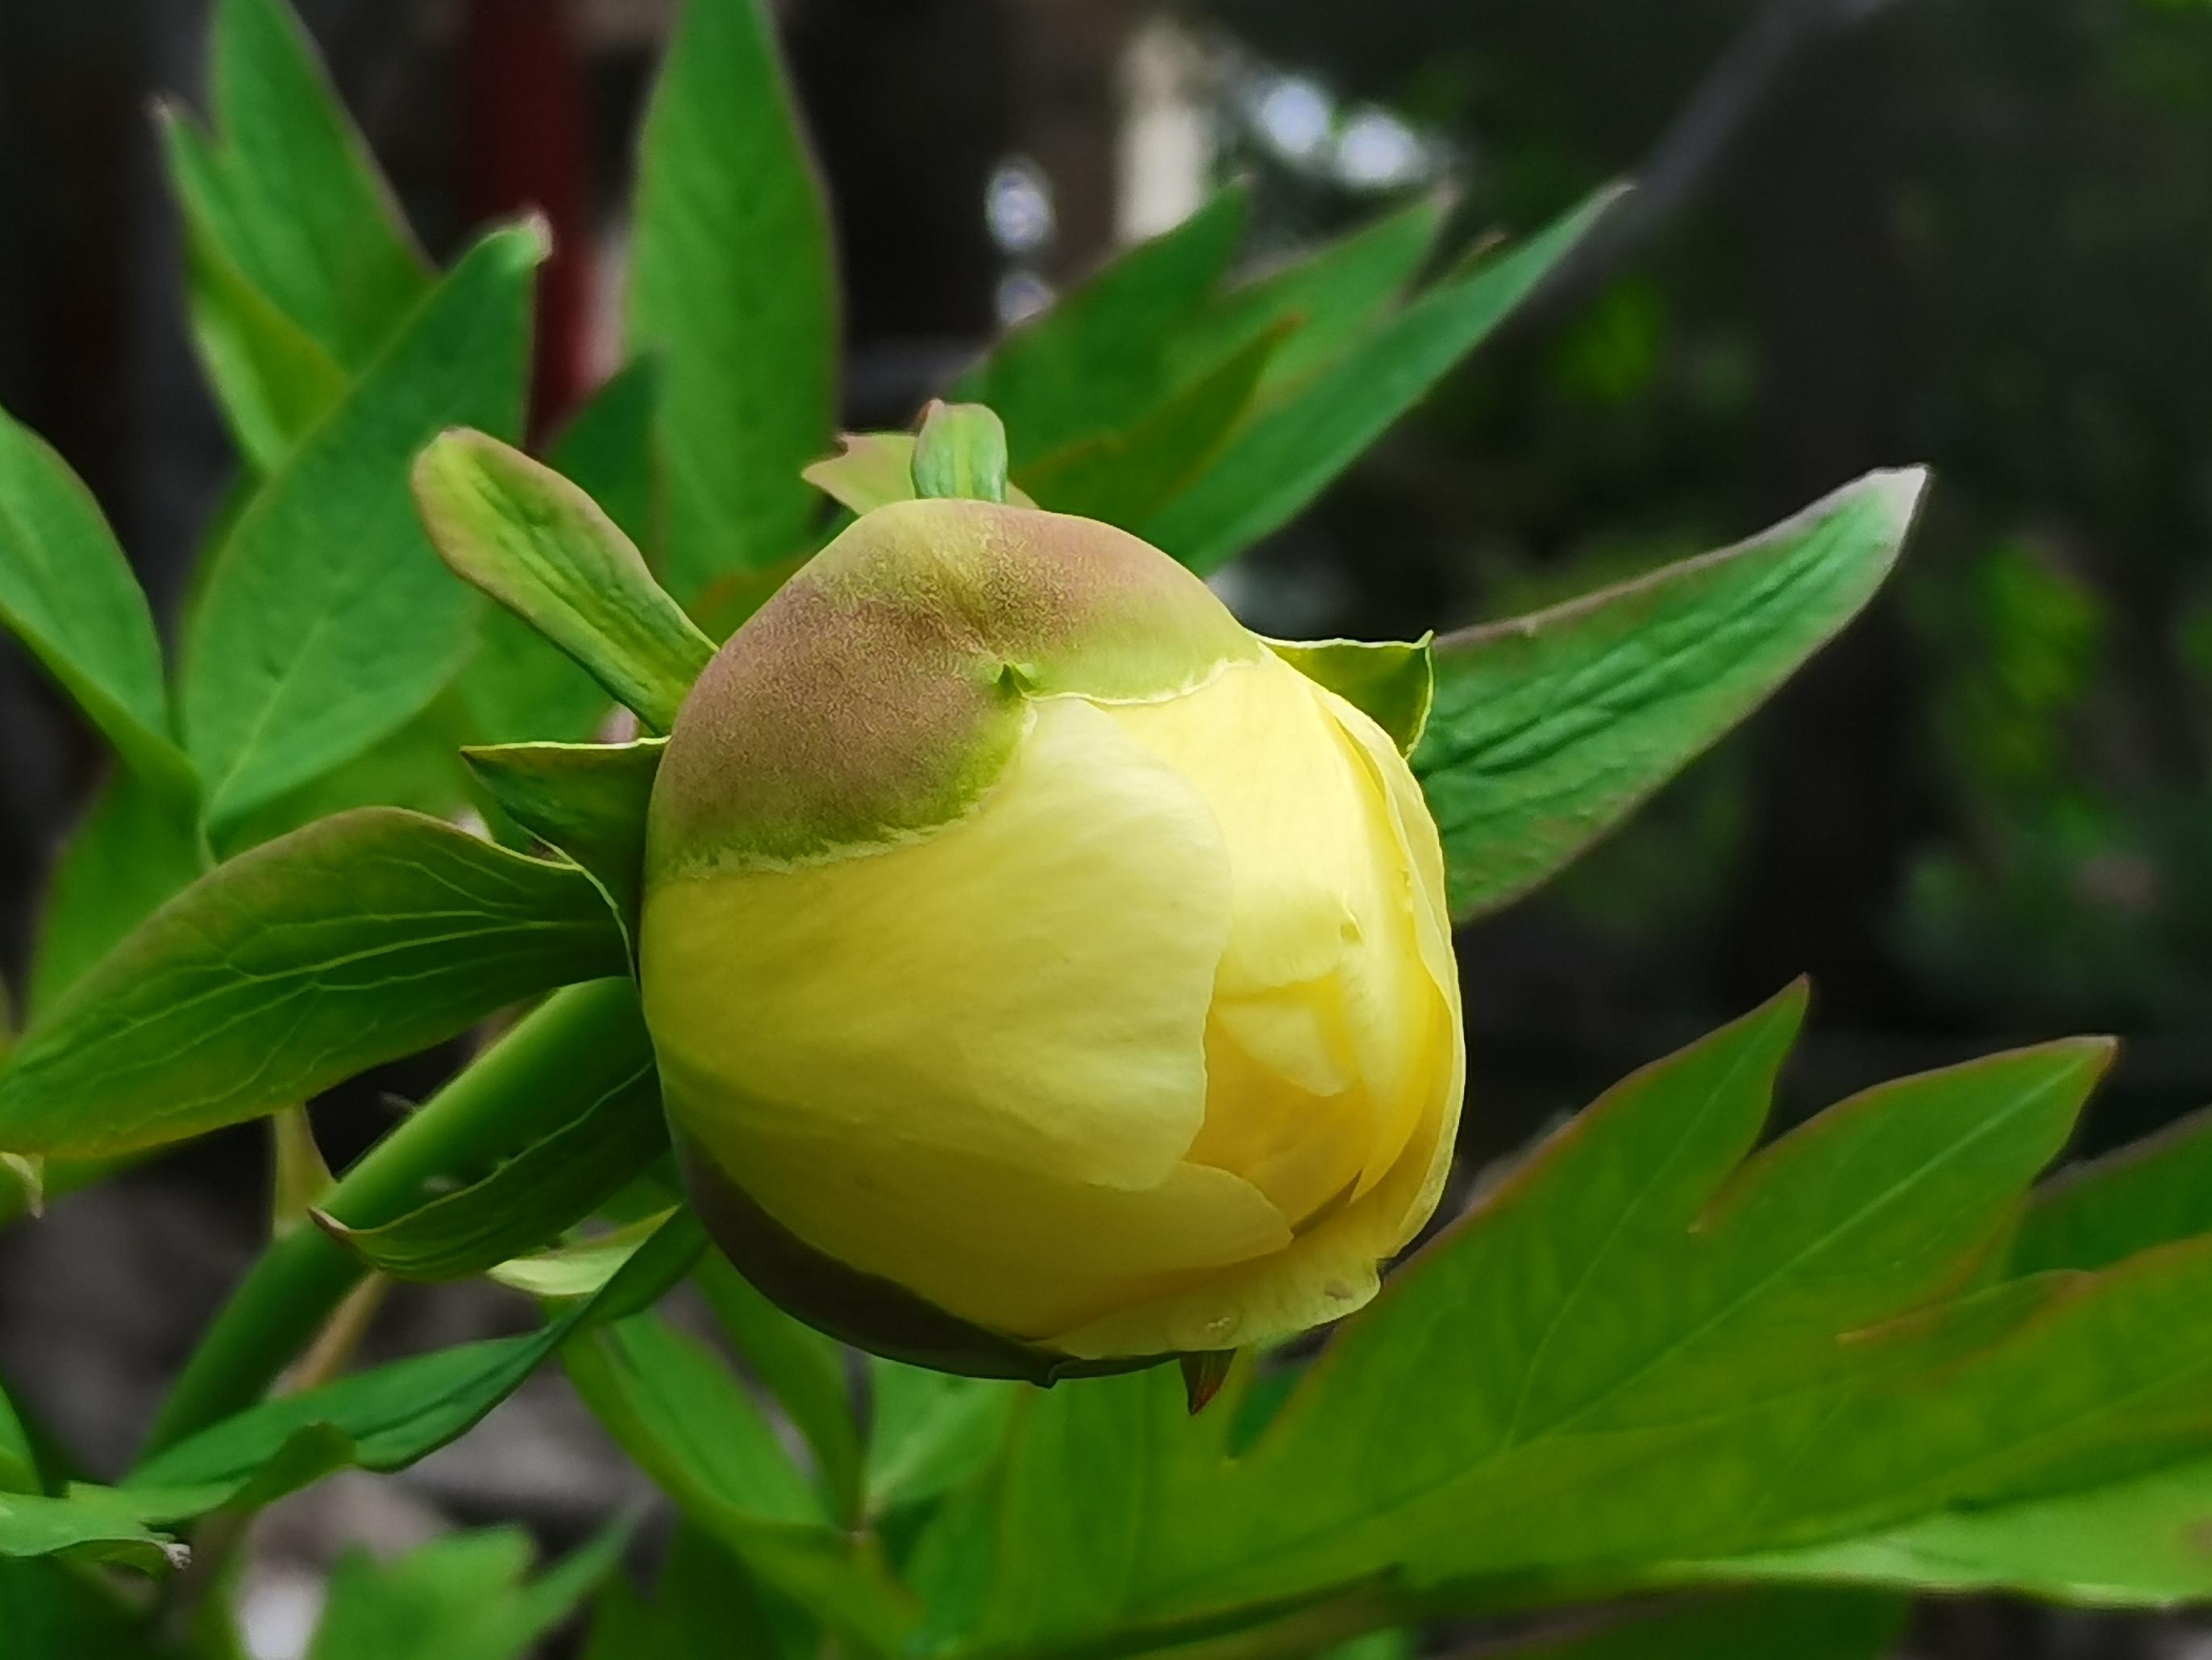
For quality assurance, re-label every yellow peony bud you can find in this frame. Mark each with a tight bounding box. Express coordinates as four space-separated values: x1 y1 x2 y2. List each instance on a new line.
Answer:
639 497 1463 1378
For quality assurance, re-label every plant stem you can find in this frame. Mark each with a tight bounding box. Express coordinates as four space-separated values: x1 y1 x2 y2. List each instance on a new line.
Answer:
139 977 651 1457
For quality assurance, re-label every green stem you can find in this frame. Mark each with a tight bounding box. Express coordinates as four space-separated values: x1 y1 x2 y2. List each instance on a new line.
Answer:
140 977 650 1457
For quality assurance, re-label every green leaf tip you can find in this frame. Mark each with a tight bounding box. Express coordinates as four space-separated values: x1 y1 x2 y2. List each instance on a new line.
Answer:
912 401 1011 505
413 427 714 733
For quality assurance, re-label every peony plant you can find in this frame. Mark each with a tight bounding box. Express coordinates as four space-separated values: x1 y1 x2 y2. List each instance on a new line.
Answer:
0 1 2207 1657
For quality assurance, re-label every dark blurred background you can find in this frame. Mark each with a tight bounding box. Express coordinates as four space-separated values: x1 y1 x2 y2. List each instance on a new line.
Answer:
5 0 2212 1654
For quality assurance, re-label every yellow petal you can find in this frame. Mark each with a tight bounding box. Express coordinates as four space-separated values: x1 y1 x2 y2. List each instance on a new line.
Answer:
642 695 1230 1194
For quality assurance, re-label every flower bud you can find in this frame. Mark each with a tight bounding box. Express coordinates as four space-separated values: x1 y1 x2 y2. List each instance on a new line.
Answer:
639 497 1463 1377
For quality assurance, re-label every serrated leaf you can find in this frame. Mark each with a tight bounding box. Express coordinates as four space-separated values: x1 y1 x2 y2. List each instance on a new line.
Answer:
955 188 1248 468
28 769 207 1017
318 1060 664 1283
630 0 835 597
461 738 663 951
963 996 2117 1651
2010 1105 2212 1275
1015 322 1287 529
163 0 430 372
0 405 187 787
306 1524 627 1660
1142 187 1622 575
0 809 627 1160
184 224 542 833
118 1209 702 1522
1416 468 1927 921
1270 635 1434 755
564 1311 915 1652
694 1255 863 1525
416 431 712 733
1164 190 1451 400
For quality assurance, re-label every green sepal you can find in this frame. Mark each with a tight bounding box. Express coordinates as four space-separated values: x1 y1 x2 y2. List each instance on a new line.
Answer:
314 1051 666 1283
910 401 1011 505
463 738 664 960
1270 634 1436 755
803 431 1038 517
414 430 714 733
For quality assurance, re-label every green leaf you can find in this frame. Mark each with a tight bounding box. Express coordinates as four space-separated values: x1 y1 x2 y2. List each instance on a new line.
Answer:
487 1213 678 1300
306 1525 626 1660
956 188 1249 468
565 1311 916 1652
0 1559 160 1654
163 0 430 371
0 1489 185 1574
1141 187 1621 575
911 402 1011 505
1715 1454 2212 1607
2010 1105 2212 1274
461 738 663 951
183 224 543 833
1270 635 1435 755
694 1255 864 1525
1165 190 1451 401
169 168 351 474
28 769 207 1017
863 1360 1017 1519
415 431 713 733
317 1060 664 1282
0 809 627 1159
1416 468 1927 921
584 1525 818 1660
120 1209 702 1521
455 363 666 747
629 0 835 597
0 406 186 786
0 1380 38 1494
1014 323 1288 530
1503 1589 1905 1658
963 994 2118 1651
212 699 476 859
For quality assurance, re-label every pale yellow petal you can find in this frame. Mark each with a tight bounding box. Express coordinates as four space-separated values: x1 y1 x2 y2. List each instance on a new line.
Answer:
667 1095 1294 1340
642 695 1229 1192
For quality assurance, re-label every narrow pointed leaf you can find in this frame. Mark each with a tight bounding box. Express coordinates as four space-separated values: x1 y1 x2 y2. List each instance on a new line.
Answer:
2010 1105 2212 1275
1142 186 1621 574
418 430 713 731
1016 322 1288 529
318 1059 665 1283
1165 190 1451 398
0 406 185 785
1417 468 1927 921
0 809 627 1160
163 0 429 371
461 738 665 947
0 1490 185 1574
630 0 835 597
185 225 543 831
487 1213 678 1300
956 187 1249 466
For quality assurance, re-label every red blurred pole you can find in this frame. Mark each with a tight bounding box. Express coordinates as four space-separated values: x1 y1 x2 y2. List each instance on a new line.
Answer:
460 0 596 442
